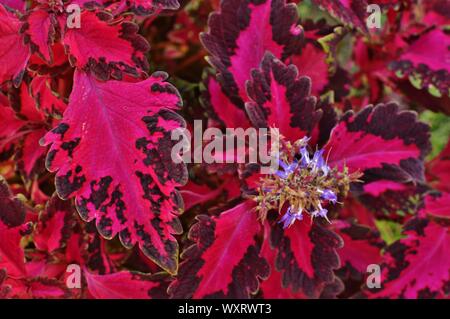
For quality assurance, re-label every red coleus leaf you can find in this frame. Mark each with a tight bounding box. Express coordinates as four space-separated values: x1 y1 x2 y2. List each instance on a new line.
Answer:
34 195 75 253
21 9 57 64
419 193 450 222
339 196 376 228
41 71 187 274
326 103 431 184
259 223 307 298
0 0 25 12
0 4 30 87
332 220 383 281
15 127 48 179
62 10 150 81
427 140 450 193
29 75 67 117
126 0 180 16
269 217 343 298
85 270 169 299
0 95 23 160
311 0 368 31
0 176 28 278
84 222 115 274
27 277 71 298
169 200 270 298
180 178 240 212
201 70 251 129
245 52 321 142
291 43 329 96
365 217 450 298
390 29 450 98
1 82 48 179
201 0 304 109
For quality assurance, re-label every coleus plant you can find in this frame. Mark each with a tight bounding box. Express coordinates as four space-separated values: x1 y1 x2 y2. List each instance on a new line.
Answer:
0 0 449 299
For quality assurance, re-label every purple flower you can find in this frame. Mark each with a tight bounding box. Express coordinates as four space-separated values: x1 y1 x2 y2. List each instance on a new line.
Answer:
279 207 303 229
299 147 310 167
320 189 337 203
311 205 329 220
275 159 297 179
310 149 330 176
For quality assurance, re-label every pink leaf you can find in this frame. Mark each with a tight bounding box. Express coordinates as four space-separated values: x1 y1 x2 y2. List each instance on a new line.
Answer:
332 220 383 280
0 4 30 87
41 71 187 274
326 103 430 182
34 195 75 253
365 218 450 298
85 270 168 299
126 0 180 16
311 0 368 31
169 200 269 298
270 217 343 298
201 0 304 109
245 52 321 142
62 10 150 80
21 9 56 64
0 176 28 278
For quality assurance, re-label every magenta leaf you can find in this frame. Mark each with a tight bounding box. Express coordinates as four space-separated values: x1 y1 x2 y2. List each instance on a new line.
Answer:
365 217 450 298
30 75 67 117
201 0 304 109
390 29 450 99
427 140 450 193
21 9 57 64
41 71 187 274
311 0 368 31
269 217 343 298
259 224 307 298
419 193 450 221
62 10 150 80
0 4 30 87
326 103 431 183
291 43 329 95
0 176 29 278
34 195 75 253
332 220 383 281
127 0 180 16
201 70 251 128
169 200 269 298
245 52 321 142
85 270 169 299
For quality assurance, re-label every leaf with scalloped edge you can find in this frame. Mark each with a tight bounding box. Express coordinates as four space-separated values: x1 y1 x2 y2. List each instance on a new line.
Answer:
0 176 30 278
259 223 307 298
364 217 450 298
245 52 321 143
427 139 450 193
311 0 368 31
41 70 187 274
34 194 76 253
30 75 67 117
127 0 180 16
201 0 304 109
168 200 269 298
0 4 30 87
325 103 431 185
62 10 150 81
269 216 343 298
332 220 383 282
21 9 57 64
390 29 450 99
85 270 170 299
